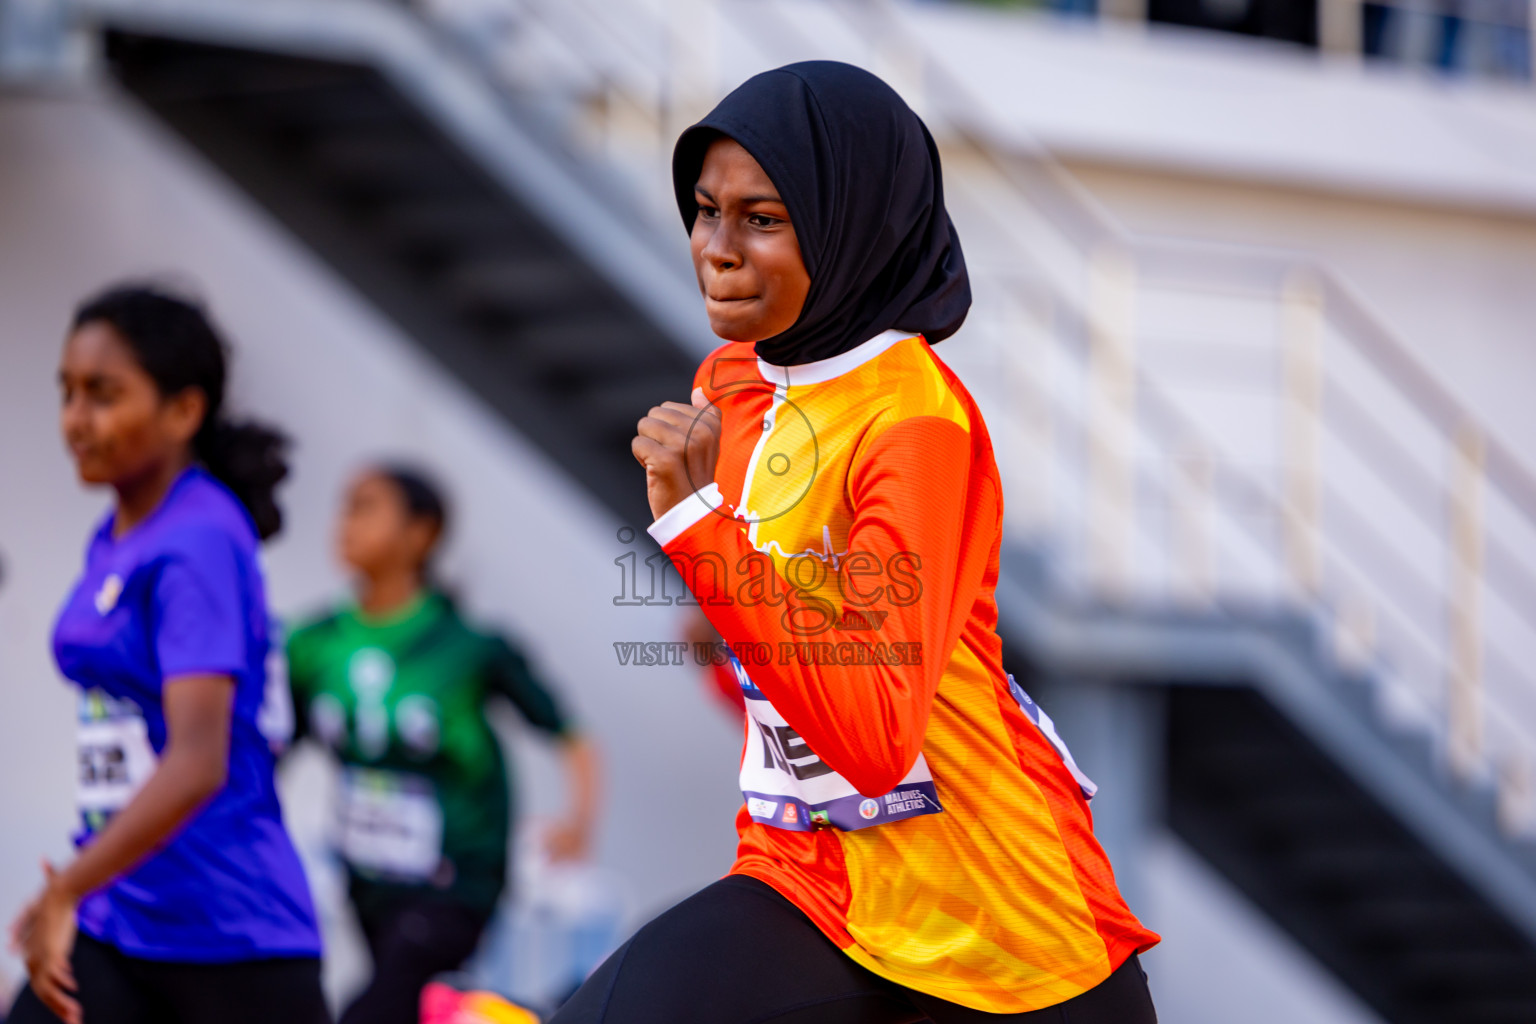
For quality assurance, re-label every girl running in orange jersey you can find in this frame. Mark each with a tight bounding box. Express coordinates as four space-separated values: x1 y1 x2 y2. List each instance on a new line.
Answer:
556 62 1159 1023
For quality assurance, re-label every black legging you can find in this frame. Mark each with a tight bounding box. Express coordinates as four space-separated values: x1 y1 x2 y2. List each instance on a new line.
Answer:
7 933 329 1024
339 898 491 1024
552 875 1157 1024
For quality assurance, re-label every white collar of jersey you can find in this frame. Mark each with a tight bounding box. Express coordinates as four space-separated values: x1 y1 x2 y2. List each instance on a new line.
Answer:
755 329 916 388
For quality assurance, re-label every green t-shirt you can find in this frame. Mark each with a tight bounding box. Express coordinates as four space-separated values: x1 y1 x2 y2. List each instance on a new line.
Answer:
286 592 570 915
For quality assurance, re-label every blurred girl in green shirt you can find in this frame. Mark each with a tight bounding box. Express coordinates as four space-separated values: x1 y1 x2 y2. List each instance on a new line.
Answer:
286 465 599 1024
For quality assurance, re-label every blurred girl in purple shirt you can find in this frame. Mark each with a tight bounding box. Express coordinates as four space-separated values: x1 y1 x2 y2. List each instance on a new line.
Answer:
8 285 326 1024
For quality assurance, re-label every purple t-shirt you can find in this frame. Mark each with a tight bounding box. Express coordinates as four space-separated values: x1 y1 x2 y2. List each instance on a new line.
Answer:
53 467 321 962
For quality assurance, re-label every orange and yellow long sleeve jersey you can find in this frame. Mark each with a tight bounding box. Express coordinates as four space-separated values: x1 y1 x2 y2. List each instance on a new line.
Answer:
648 331 1159 1013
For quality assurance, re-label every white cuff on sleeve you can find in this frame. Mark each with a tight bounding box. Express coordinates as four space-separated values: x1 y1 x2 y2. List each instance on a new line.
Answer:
647 483 724 547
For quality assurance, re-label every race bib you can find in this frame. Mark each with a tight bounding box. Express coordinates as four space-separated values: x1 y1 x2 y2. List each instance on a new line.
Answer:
77 690 158 836
338 767 444 881
733 656 943 832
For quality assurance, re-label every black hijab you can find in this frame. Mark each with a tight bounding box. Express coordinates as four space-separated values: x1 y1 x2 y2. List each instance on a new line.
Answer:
672 61 970 367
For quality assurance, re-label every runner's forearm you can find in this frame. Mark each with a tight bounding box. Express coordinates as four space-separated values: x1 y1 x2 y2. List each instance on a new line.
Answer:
561 735 601 836
659 417 974 796
57 675 232 900
57 746 223 899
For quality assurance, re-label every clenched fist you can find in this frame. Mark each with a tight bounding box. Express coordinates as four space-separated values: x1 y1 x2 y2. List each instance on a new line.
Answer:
632 387 722 522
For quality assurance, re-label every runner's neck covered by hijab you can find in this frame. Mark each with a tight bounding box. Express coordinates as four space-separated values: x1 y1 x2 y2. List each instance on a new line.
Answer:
672 61 971 367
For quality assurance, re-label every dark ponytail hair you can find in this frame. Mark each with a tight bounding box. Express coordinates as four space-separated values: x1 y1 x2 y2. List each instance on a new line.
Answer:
72 284 290 541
